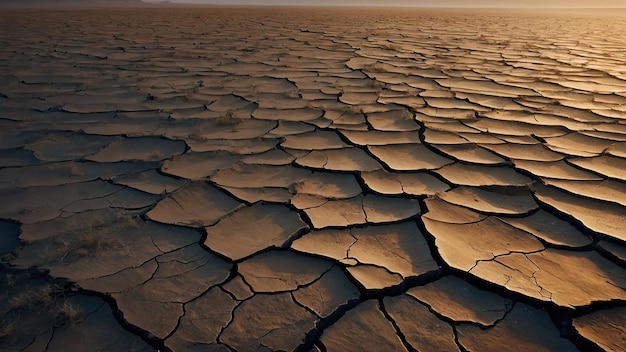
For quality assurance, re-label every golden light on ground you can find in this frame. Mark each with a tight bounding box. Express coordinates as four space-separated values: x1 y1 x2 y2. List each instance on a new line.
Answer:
0 3 624 352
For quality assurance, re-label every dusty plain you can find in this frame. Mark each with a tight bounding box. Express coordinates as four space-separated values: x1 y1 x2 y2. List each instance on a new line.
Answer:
1 6 625 352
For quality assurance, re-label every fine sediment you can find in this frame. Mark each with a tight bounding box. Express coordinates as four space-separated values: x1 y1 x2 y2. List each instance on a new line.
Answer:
1 6 625 352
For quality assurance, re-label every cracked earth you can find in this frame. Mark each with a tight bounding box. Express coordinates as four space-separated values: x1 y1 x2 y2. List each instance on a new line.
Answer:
1 6 625 352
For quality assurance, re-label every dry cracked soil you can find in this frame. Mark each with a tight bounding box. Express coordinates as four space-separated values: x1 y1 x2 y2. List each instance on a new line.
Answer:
0 5 625 352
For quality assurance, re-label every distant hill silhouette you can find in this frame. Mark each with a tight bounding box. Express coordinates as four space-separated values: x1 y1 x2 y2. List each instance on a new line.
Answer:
0 0 144 7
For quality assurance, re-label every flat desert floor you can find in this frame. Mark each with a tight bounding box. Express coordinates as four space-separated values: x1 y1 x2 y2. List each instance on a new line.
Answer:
0 6 625 352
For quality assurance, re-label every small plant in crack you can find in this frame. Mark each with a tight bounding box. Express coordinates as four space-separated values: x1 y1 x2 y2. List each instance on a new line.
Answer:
36 284 55 306
9 291 36 310
59 300 81 325
9 284 60 310
50 226 126 264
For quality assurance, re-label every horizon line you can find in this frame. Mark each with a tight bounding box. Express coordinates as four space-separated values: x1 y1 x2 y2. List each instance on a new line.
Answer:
1 1 625 10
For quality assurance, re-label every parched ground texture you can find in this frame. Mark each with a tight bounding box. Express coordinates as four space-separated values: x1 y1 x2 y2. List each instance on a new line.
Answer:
1 6 625 352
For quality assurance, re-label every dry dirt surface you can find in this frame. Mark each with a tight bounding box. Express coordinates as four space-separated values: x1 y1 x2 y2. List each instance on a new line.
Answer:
1 6 625 352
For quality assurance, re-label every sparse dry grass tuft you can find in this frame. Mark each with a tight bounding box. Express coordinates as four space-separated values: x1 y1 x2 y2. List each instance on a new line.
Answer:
59 300 81 325
10 291 36 310
9 283 60 310
36 284 55 306
50 226 126 264
124 216 140 229
0 321 14 339
78 227 124 258
67 163 84 177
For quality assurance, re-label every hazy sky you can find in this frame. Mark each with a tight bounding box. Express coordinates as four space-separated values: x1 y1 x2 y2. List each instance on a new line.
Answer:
158 0 626 7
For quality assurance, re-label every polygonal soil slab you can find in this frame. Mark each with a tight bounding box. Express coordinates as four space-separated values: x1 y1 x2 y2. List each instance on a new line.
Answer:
25 131 114 162
189 118 276 140
0 180 151 224
204 203 308 261
161 151 241 180
5 8 626 351
408 275 512 326
0 160 157 190
86 136 186 162
146 181 242 227
211 163 311 188
435 163 532 187
544 132 612 157
292 265 361 318
113 245 232 339
45 295 155 352
292 194 420 229
295 148 381 172
361 169 450 196
542 178 626 206
512 159 603 181
252 107 323 121
292 222 437 290
240 148 295 165
573 306 626 352
281 130 350 150
340 130 421 145
219 292 317 351
113 169 187 195
498 210 592 248
165 287 237 351
366 110 419 131
237 250 335 293
383 294 460 352
320 300 406 350
293 171 362 199
534 183 626 242
597 240 626 263
432 143 506 165
437 186 538 215
436 77 536 96
484 143 564 161
469 249 626 307
457 303 578 351
423 216 545 272
220 186 293 204
422 196 487 224
368 143 454 171
423 128 474 144
15 217 201 283
466 119 566 137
